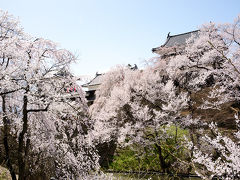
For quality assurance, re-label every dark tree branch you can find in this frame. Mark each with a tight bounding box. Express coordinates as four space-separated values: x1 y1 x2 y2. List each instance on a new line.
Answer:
18 95 28 180
1 95 17 180
27 103 50 113
208 41 240 75
186 64 210 71
4 57 10 70
0 88 22 96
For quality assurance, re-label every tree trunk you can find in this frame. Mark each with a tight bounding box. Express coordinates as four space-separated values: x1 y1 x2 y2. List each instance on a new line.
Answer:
187 128 195 174
18 95 28 180
1 95 17 180
155 143 170 173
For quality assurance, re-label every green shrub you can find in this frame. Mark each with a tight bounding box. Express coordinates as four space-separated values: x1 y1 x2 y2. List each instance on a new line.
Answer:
108 125 190 173
108 144 161 171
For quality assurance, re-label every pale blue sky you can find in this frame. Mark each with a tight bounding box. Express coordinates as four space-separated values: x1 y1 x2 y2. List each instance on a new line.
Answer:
1 0 240 76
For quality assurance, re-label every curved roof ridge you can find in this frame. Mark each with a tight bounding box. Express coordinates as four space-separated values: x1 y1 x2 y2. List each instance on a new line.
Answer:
162 36 171 47
162 30 199 47
152 30 200 53
168 30 199 38
82 73 103 87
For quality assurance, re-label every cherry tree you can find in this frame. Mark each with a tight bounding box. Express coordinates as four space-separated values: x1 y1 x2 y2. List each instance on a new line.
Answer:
90 64 190 173
184 16 240 179
0 10 99 180
91 14 240 178
159 15 240 178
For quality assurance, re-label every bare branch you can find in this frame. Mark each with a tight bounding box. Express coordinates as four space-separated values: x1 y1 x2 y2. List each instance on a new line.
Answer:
27 103 50 113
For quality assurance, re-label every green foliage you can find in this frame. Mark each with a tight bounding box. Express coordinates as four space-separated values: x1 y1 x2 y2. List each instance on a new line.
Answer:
108 144 161 171
108 125 190 173
157 126 189 166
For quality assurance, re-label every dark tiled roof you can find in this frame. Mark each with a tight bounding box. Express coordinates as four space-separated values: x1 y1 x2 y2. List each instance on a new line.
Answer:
82 64 137 88
82 74 104 87
152 30 199 52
